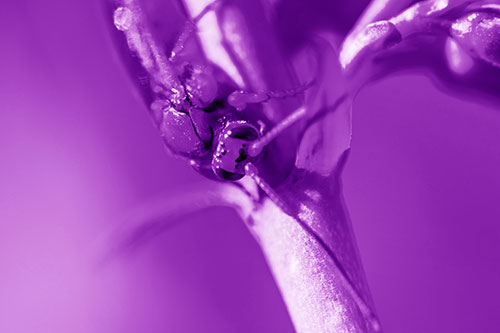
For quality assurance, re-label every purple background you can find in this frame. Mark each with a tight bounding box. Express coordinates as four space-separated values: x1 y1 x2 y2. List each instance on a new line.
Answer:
1 1 499 332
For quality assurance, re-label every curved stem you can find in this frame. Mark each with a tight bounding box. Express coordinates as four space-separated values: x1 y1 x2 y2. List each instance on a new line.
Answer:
242 168 380 332
181 1 380 331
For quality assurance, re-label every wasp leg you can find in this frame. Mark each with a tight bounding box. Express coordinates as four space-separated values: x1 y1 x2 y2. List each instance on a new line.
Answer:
244 163 292 216
257 120 266 135
248 106 307 157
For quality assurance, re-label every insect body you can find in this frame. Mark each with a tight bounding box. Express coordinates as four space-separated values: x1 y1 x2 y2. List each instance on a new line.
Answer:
112 1 308 187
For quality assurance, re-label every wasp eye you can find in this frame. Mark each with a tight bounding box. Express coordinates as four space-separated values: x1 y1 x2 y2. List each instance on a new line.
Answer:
229 125 259 141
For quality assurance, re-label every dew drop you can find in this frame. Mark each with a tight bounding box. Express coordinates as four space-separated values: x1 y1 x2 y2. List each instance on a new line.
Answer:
113 7 133 32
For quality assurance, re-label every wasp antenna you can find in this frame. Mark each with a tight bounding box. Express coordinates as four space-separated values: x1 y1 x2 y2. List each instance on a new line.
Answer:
248 106 307 157
192 0 222 24
169 0 222 61
266 79 316 99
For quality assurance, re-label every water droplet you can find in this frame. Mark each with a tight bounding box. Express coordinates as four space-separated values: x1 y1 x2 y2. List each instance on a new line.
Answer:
114 7 133 32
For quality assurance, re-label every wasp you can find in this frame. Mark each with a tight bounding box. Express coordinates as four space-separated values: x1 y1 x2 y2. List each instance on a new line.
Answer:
111 0 311 192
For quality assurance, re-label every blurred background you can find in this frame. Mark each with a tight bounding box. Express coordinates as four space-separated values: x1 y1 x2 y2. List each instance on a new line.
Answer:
1 0 499 332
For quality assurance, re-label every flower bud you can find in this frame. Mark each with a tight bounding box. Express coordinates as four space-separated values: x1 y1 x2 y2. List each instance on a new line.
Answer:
451 10 500 68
